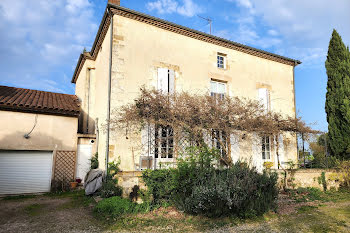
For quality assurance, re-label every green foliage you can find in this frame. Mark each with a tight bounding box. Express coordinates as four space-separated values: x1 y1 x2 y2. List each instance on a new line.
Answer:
94 196 150 219
100 180 123 198
107 160 121 183
142 146 278 218
325 29 350 159
99 159 123 198
309 133 339 168
90 153 99 169
94 196 135 218
142 168 176 205
318 172 327 191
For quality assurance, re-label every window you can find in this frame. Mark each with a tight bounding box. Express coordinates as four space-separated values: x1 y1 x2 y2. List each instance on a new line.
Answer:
258 88 270 112
157 68 175 93
155 125 174 159
262 136 271 160
210 80 226 100
217 53 226 69
212 130 228 158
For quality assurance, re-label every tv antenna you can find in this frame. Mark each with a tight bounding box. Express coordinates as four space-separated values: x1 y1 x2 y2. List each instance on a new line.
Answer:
197 15 212 34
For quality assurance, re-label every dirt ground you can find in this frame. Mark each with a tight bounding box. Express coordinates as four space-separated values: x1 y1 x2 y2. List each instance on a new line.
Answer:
0 191 350 233
0 194 103 233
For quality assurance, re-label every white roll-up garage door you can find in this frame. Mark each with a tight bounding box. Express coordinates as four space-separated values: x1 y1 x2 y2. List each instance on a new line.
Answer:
0 151 53 195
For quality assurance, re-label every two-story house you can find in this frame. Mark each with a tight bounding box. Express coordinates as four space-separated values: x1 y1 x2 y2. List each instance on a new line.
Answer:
72 0 301 178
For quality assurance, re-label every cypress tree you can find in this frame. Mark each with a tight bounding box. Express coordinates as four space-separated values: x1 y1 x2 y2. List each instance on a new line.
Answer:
325 29 350 159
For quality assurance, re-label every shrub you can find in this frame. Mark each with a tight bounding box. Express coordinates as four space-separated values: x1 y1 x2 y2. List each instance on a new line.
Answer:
90 153 99 169
94 196 151 219
99 159 123 198
142 168 176 204
339 160 350 187
142 146 279 218
94 196 135 218
100 180 123 198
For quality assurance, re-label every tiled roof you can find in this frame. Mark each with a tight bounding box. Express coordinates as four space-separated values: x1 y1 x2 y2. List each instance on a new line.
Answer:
0 85 80 117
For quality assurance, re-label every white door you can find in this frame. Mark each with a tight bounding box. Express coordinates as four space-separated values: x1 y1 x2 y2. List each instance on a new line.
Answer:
0 151 53 195
76 145 92 182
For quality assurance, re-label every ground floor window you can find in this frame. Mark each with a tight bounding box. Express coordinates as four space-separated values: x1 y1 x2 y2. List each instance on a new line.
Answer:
262 136 271 160
211 130 228 157
155 125 174 159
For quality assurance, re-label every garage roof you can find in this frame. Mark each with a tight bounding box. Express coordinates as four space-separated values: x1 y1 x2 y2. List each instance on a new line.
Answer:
0 85 80 117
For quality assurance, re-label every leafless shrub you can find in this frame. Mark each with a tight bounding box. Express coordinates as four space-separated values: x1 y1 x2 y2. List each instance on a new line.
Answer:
110 87 319 167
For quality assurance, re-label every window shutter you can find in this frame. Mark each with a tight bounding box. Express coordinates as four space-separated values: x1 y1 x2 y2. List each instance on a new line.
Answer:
157 68 168 92
258 88 269 112
230 134 240 163
252 133 263 172
169 69 175 94
277 135 284 168
140 124 155 170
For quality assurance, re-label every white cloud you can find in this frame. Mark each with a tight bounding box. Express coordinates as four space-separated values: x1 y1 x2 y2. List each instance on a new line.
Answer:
225 0 350 68
0 0 98 93
146 0 203 17
267 29 278 36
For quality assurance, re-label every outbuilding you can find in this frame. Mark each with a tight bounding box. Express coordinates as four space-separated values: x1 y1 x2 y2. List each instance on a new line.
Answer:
0 85 81 195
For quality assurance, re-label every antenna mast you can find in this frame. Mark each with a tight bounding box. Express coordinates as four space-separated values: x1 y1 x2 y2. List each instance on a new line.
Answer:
197 15 212 34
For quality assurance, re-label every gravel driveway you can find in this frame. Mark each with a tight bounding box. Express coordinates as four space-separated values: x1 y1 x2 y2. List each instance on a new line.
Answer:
0 194 103 233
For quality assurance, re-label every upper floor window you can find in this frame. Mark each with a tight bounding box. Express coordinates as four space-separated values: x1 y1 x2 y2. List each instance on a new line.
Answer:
210 80 226 100
258 88 270 113
217 53 227 69
157 68 175 94
262 136 271 160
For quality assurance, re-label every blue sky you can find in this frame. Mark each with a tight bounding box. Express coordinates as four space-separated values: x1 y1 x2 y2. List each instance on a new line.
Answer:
0 0 349 132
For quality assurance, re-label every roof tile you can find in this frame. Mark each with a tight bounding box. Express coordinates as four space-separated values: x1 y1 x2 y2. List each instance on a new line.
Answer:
0 85 80 117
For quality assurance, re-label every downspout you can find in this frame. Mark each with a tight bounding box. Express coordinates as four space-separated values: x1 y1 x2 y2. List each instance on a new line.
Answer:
105 8 113 175
95 118 99 152
293 61 299 164
86 68 91 133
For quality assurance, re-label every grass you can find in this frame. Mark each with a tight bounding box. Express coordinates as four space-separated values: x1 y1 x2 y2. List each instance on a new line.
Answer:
2 194 36 201
98 189 350 232
287 187 350 203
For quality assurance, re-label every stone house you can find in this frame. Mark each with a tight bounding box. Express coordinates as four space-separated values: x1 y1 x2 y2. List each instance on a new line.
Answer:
72 0 301 183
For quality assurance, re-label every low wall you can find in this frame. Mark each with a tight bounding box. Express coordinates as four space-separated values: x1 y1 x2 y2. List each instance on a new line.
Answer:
117 169 343 198
273 169 341 191
117 171 144 197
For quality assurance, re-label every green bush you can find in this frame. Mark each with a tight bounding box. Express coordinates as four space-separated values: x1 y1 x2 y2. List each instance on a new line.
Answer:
142 146 279 218
94 196 135 218
142 168 176 204
94 196 150 218
90 153 99 169
100 180 123 198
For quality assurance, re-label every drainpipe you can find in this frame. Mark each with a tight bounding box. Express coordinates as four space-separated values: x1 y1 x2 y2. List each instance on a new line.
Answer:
95 118 99 152
293 61 299 165
86 68 91 133
105 8 113 176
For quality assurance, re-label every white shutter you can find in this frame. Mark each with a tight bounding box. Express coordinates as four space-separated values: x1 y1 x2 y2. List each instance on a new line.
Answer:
230 134 240 163
0 151 53 194
252 134 263 173
140 124 155 170
157 68 168 93
258 88 269 112
277 135 284 169
169 69 175 94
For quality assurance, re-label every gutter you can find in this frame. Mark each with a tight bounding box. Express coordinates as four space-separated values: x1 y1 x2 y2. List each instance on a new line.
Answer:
105 7 113 174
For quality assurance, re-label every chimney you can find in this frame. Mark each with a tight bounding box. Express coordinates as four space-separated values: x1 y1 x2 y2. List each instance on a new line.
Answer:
108 0 120 5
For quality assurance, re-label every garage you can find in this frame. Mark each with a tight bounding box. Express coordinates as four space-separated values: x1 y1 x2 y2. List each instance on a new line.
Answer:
0 151 53 195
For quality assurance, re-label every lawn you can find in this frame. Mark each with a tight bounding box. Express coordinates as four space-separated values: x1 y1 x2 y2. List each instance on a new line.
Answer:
1 189 350 232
